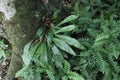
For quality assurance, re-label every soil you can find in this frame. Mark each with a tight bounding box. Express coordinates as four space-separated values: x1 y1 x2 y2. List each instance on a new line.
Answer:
0 60 9 80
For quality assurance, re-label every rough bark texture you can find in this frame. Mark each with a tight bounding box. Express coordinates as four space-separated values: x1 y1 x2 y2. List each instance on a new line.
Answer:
0 0 46 79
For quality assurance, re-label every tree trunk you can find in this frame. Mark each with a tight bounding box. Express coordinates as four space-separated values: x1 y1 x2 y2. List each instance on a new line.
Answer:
0 0 46 79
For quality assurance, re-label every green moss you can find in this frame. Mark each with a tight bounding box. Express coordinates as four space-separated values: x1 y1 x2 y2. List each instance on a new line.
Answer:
2 0 48 78
12 0 46 27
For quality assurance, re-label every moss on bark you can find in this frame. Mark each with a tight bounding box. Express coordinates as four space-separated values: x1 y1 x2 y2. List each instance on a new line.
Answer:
2 0 46 79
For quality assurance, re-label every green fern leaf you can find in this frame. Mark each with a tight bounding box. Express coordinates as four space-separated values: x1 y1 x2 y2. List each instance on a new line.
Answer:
93 33 110 46
56 35 86 50
46 65 55 80
95 33 110 42
22 41 35 66
62 76 68 80
94 53 106 73
53 38 76 56
68 71 84 80
55 25 76 34
57 15 78 26
64 60 70 73
52 45 64 68
103 65 111 80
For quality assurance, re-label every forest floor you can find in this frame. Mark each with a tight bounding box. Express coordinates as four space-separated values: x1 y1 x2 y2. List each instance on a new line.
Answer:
0 60 8 80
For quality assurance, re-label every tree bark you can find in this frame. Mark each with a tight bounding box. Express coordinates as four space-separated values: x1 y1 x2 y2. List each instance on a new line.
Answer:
0 0 46 79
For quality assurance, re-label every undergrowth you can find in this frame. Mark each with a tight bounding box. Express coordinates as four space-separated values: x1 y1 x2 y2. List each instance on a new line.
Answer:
16 0 120 80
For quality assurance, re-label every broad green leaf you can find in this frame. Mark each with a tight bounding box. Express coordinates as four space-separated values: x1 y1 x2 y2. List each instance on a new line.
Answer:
36 27 45 41
52 45 64 68
36 27 44 37
0 49 6 59
34 42 48 63
40 42 48 63
52 45 62 55
55 25 75 34
15 66 28 77
22 41 40 65
22 41 32 66
56 35 86 50
46 28 54 49
53 38 76 56
57 15 78 26
34 43 44 58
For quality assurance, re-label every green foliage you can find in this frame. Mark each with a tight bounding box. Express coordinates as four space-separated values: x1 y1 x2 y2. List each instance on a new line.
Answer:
55 35 86 50
57 15 78 26
55 25 75 34
0 40 7 59
16 0 120 80
16 14 84 80
53 38 76 56
0 40 9 63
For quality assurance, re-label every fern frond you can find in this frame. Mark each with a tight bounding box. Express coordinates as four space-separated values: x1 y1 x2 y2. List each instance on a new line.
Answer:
63 60 70 73
111 27 120 38
93 33 110 46
34 72 42 80
80 68 90 80
62 76 68 80
87 55 97 69
79 37 91 48
95 33 110 42
67 71 84 80
103 65 111 80
93 53 106 73
46 69 55 80
100 20 109 33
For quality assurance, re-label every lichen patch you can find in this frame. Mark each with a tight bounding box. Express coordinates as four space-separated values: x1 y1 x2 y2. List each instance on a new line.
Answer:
0 0 16 20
